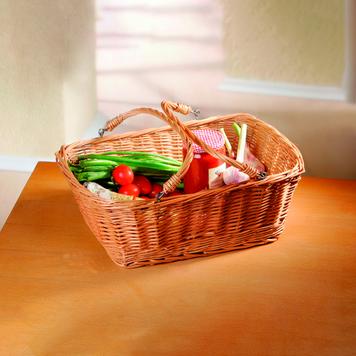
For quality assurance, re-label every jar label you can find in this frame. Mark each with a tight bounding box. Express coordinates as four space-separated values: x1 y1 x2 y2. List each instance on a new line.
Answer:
208 163 226 189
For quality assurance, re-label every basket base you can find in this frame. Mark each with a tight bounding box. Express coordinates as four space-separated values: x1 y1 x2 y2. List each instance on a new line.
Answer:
107 228 283 269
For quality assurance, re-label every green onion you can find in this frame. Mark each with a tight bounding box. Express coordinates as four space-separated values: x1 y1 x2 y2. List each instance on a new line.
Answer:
79 155 179 172
219 128 233 157
75 171 111 182
79 151 181 167
236 123 247 163
69 166 82 173
79 159 118 168
232 122 241 137
82 166 113 172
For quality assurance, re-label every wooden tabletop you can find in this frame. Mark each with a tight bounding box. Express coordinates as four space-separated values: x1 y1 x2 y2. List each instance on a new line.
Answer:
0 162 355 356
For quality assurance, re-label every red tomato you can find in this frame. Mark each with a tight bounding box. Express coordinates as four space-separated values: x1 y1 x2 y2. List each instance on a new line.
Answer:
149 183 163 198
112 165 134 186
119 183 140 197
133 176 152 195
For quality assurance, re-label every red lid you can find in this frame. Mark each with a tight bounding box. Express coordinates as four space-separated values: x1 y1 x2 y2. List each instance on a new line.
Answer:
190 129 225 154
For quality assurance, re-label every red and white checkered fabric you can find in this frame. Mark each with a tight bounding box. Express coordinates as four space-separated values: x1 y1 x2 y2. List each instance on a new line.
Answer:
191 129 225 154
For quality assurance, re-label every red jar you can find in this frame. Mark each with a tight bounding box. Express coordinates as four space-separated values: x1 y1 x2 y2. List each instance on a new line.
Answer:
183 129 226 194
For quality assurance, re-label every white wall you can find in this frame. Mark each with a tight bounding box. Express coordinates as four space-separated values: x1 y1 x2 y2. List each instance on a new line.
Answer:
0 0 96 159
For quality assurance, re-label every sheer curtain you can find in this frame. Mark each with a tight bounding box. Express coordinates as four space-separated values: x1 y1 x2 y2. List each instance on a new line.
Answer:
96 0 224 131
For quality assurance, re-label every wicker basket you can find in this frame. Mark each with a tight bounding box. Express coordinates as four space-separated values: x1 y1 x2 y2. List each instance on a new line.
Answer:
56 101 304 268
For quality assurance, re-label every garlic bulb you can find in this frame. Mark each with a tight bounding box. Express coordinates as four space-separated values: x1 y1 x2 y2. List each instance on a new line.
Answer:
223 166 249 185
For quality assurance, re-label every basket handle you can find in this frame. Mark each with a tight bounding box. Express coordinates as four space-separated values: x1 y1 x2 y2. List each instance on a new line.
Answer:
160 101 261 178
99 101 262 197
99 106 196 196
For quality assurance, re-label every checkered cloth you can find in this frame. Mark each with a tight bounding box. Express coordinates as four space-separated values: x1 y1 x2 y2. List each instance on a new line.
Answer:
191 129 225 154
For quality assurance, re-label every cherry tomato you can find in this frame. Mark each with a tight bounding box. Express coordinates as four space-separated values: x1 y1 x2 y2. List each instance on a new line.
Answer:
140 196 151 200
112 165 134 186
133 176 152 195
149 183 163 198
119 183 140 197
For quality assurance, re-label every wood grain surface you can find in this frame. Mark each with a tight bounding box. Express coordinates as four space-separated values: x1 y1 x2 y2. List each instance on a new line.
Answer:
0 162 355 356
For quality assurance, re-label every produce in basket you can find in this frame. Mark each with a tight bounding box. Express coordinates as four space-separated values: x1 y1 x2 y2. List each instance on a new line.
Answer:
112 165 134 185
119 183 140 198
219 128 233 158
232 122 266 172
183 129 227 194
70 127 265 198
70 151 182 199
84 182 143 201
223 123 250 185
133 175 152 195
149 183 163 198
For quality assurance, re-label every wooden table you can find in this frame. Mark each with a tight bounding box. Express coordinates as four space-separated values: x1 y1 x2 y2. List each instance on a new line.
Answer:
0 162 355 356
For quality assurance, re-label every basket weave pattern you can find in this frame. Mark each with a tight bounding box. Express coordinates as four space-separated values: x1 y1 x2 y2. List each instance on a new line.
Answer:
56 101 304 268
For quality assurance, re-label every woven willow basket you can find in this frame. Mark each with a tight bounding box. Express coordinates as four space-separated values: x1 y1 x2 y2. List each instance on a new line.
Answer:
56 101 304 268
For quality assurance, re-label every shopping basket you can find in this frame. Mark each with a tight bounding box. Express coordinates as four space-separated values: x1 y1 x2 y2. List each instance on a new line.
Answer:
56 101 304 268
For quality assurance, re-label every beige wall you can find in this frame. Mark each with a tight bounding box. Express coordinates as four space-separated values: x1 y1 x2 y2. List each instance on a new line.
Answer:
0 0 96 158
222 0 344 86
218 0 356 179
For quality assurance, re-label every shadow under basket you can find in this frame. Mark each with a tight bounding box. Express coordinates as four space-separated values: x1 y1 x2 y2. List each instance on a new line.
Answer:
56 101 304 268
